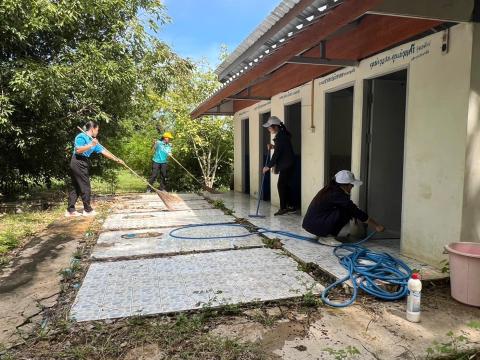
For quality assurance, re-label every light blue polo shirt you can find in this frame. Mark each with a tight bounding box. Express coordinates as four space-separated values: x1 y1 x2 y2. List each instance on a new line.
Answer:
153 141 172 164
73 133 104 157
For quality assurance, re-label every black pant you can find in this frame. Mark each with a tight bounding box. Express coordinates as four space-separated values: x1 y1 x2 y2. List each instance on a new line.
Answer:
277 166 294 210
148 162 168 190
67 155 92 213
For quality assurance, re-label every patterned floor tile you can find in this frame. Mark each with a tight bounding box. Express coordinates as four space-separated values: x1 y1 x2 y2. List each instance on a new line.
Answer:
92 226 264 259
112 199 214 213
203 192 447 281
71 248 321 322
102 209 232 231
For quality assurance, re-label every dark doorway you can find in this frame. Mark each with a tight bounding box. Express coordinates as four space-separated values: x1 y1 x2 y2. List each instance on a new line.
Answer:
284 102 302 210
362 69 407 239
241 118 250 194
260 112 271 201
325 87 354 183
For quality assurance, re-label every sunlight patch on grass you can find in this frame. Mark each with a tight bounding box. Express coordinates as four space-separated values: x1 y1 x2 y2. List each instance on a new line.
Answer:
0 204 64 254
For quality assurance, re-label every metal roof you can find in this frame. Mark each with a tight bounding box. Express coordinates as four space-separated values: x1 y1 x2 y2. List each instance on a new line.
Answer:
215 0 336 83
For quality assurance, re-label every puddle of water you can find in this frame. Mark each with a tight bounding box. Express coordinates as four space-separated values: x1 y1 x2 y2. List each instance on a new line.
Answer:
123 214 156 219
121 232 164 239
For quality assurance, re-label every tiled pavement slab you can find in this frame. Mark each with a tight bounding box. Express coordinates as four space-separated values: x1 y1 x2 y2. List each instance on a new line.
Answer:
71 248 321 322
102 209 233 231
132 193 204 201
204 192 447 281
92 226 264 259
112 199 214 213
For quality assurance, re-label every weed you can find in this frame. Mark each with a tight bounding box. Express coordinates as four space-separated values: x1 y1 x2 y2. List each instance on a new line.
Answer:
212 199 226 209
440 259 450 274
263 237 283 249
218 303 242 316
467 320 480 330
72 248 83 259
323 346 361 359
253 312 277 327
301 291 320 308
0 255 10 267
58 258 82 280
426 331 471 359
297 262 316 274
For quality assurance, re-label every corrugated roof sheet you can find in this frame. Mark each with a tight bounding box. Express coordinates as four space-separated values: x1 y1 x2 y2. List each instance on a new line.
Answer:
216 0 333 82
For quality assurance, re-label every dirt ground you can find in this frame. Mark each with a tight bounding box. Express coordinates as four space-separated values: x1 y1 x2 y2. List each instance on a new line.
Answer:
0 216 94 347
1 196 479 360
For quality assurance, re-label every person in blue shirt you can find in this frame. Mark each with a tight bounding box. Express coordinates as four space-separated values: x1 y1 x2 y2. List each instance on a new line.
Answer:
66 121 124 217
147 132 173 192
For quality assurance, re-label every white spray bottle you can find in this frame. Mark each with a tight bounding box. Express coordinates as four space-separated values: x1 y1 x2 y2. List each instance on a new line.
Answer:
406 273 422 323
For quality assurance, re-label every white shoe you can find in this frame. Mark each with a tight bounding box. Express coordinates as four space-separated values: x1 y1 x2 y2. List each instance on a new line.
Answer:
65 211 81 217
82 210 97 217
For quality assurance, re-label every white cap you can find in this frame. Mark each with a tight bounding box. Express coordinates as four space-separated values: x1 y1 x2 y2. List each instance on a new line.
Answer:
335 170 363 186
262 116 282 128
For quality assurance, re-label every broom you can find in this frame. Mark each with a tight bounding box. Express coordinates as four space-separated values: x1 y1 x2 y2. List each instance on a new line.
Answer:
168 154 220 194
76 127 181 207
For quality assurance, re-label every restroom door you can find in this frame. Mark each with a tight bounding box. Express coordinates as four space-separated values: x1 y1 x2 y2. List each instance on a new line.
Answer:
284 102 302 210
260 112 271 201
363 70 407 238
241 118 250 194
325 87 354 184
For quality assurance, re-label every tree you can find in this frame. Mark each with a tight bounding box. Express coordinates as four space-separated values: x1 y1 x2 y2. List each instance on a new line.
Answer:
154 59 233 190
0 0 191 197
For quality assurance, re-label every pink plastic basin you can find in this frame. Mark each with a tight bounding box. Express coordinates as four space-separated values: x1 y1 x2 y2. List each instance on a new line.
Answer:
444 242 480 307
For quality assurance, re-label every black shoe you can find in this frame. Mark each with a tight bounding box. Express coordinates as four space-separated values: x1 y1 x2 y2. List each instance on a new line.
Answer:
274 209 289 216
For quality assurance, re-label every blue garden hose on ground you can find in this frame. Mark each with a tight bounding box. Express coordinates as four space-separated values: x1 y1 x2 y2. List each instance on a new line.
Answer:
169 223 412 308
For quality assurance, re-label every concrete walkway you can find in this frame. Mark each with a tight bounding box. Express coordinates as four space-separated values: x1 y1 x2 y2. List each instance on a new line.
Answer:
71 193 321 322
203 191 446 282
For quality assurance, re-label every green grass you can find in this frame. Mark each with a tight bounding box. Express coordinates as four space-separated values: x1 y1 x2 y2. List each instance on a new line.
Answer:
91 169 146 195
0 204 64 255
7 311 267 359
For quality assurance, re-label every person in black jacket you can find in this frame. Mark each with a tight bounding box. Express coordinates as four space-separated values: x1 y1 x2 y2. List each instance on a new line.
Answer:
262 116 296 216
302 170 385 238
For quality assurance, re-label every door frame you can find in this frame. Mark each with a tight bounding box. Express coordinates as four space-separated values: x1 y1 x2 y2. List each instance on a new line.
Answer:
259 111 271 201
324 84 355 185
360 67 410 234
241 118 250 194
283 101 302 210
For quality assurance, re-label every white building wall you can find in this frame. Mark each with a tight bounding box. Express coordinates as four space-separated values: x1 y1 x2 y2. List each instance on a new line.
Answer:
461 22 480 242
233 23 474 265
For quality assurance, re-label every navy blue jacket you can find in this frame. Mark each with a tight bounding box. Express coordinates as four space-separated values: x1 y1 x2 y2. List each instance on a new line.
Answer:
267 130 294 172
302 187 369 237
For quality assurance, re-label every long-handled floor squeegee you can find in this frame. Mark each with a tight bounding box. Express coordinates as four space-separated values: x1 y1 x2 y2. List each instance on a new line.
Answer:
249 154 270 218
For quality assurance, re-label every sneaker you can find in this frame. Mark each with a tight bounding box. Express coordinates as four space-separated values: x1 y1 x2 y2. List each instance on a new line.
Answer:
82 210 97 217
65 211 81 217
274 209 289 216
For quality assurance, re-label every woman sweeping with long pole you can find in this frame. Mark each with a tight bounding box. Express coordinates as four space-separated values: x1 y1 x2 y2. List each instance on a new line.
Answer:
66 121 125 217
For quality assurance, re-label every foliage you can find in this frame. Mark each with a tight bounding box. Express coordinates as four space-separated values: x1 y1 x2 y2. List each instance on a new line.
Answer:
162 61 233 189
322 346 361 360
91 169 146 194
426 331 471 359
120 58 234 191
0 0 191 197
467 320 480 330
440 259 450 274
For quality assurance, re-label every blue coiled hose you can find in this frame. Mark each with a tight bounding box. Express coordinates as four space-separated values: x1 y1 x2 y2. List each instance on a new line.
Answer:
168 222 412 307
